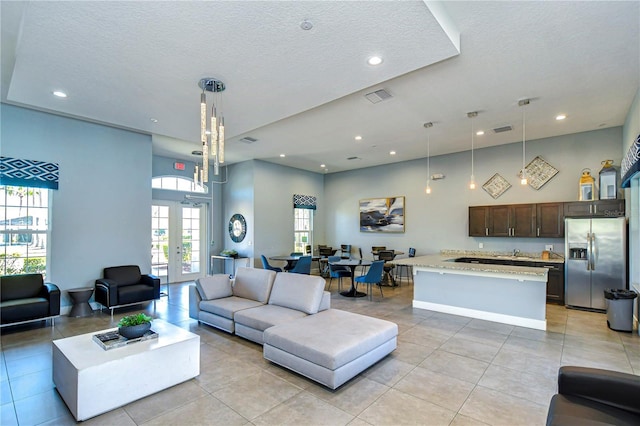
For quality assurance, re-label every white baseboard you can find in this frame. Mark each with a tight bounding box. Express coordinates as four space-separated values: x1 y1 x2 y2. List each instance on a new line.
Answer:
413 300 547 331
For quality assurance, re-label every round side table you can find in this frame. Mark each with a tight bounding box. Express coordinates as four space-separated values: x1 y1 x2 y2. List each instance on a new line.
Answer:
68 287 94 318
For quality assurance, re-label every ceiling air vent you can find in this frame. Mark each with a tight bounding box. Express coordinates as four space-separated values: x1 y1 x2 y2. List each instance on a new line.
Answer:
239 136 258 144
364 89 392 104
493 125 513 134
347 156 361 160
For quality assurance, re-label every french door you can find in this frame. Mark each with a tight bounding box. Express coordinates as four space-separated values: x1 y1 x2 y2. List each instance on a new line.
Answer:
151 201 206 284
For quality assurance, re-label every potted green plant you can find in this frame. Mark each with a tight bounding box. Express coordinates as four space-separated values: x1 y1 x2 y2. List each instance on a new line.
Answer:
220 249 238 258
118 313 153 339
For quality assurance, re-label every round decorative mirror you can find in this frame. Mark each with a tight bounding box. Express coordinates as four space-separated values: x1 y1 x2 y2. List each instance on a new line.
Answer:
228 214 247 242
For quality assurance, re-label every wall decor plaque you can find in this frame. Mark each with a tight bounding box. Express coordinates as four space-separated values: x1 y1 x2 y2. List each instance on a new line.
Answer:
518 156 559 190
482 173 512 199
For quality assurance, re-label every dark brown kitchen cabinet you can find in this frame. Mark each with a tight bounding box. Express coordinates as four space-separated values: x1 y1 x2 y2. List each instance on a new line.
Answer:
544 263 564 304
563 200 625 218
487 204 536 237
468 206 489 237
536 202 564 238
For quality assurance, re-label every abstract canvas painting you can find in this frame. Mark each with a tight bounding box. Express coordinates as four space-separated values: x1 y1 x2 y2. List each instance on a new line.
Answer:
359 197 405 233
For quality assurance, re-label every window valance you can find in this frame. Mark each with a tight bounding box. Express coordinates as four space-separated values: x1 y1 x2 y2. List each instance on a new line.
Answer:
293 194 317 210
621 134 640 188
0 156 59 190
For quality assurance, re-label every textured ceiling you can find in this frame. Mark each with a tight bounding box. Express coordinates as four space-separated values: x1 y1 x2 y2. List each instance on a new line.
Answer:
1 1 639 174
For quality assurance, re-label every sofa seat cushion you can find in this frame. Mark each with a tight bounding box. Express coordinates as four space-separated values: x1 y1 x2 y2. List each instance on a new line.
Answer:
200 296 264 320
547 394 640 426
118 284 155 305
234 304 308 332
196 275 232 300
1 298 49 323
263 309 398 370
268 273 325 314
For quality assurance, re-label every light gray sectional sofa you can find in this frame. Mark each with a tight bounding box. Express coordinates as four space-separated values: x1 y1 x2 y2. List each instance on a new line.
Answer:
189 267 398 389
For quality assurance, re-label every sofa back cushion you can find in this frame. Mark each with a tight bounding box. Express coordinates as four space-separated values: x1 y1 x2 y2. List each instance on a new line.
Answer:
103 265 141 286
232 267 276 303
195 275 232 300
268 273 325 314
1 274 44 302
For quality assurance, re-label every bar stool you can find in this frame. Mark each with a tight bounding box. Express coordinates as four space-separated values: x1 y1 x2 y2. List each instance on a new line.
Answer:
395 247 416 285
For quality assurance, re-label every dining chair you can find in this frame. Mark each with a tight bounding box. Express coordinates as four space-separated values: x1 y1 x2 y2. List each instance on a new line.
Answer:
260 255 283 272
377 250 397 286
358 247 369 275
395 247 416 285
371 246 387 260
340 244 352 259
354 260 384 300
289 255 311 274
305 245 312 255
327 256 350 292
284 252 304 271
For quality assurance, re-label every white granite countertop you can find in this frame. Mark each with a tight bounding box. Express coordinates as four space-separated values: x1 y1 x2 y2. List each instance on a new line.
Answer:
393 254 550 278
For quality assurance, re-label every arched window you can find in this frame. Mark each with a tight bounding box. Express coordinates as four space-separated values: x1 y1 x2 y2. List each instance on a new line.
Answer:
152 176 208 194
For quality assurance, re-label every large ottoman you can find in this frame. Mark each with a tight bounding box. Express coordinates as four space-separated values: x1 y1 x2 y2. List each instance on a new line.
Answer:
263 309 398 389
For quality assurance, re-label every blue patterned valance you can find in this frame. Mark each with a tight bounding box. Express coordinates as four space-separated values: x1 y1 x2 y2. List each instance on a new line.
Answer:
0 156 59 190
293 194 317 210
621 134 640 188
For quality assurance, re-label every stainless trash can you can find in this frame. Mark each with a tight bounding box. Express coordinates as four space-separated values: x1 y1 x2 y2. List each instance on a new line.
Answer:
604 289 637 332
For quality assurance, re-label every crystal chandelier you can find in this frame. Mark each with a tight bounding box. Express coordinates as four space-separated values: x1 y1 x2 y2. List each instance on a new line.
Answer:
195 78 225 185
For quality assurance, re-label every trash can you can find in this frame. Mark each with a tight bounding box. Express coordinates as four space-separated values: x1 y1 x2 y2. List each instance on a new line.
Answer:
604 289 637 332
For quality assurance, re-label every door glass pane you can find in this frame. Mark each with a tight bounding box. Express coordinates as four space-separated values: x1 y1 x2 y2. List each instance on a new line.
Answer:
151 205 169 280
181 207 200 274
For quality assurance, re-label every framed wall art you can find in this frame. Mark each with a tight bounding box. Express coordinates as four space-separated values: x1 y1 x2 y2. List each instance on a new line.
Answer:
482 173 511 199
518 156 559 190
359 196 405 233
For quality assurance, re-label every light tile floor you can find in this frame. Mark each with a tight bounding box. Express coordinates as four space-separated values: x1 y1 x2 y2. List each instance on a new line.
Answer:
1 278 638 425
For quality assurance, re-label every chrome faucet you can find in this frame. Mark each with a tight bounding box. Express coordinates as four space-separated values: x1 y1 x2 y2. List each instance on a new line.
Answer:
513 249 520 257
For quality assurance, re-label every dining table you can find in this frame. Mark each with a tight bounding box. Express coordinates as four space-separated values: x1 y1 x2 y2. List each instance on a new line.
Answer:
269 255 320 271
329 259 372 298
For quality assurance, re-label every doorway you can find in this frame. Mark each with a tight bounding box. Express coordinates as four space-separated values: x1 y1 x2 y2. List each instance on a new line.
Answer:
151 201 206 284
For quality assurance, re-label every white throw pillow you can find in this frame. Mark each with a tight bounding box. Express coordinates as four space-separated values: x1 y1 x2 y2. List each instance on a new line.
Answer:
195 275 232 300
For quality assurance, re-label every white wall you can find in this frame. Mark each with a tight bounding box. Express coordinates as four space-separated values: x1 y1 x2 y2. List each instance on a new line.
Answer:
1 104 152 307
324 127 623 257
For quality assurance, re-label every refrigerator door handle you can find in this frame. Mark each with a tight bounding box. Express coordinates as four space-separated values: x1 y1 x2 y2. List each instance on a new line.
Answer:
586 233 592 271
590 232 595 271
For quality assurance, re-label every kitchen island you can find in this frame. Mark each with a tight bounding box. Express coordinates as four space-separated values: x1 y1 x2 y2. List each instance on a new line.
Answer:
394 253 549 330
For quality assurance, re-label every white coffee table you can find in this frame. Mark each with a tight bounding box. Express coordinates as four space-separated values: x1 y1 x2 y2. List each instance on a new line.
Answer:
53 319 200 421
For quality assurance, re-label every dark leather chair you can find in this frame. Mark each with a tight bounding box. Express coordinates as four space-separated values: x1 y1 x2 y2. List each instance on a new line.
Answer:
546 366 640 425
95 265 160 318
377 250 397 286
1 273 60 327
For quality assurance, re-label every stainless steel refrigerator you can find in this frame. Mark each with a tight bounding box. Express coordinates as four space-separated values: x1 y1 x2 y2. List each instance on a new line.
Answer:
565 217 627 311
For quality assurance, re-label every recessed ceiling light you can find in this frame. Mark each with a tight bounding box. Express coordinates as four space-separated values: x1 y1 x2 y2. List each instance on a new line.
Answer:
320 164 326 168
476 130 485 136
556 114 567 120
150 118 158 123
367 56 383 66
354 135 362 141
52 91 67 98
390 151 396 156
279 154 286 158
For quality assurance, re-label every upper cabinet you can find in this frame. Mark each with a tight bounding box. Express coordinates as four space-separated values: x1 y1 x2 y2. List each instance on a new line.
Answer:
469 200 625 238
536 202 564 238
563 200 625 218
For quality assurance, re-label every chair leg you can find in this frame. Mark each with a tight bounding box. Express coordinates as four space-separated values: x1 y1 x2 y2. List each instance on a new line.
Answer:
378 282 384 298
328 276 334 291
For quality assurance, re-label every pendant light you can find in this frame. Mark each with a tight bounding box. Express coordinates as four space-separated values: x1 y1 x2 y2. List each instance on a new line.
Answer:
424 122 433 194
467 111 478 189
196 78 226 187
518 99 530 185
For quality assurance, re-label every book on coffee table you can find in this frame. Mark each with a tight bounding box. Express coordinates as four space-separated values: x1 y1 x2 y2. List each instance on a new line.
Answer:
92 329 158 350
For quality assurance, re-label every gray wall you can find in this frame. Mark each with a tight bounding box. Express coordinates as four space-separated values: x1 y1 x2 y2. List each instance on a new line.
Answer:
324 127 623 258
1 104 152 308
223 160 325 267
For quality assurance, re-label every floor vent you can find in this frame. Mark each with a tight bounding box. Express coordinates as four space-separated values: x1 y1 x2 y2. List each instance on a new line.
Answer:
364 89 392 104
239 137 258 144
493 125 513 133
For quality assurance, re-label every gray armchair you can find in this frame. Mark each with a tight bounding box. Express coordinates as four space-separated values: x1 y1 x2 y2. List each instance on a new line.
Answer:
1 273 60 327
95 265 160 318
546 366 640 425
